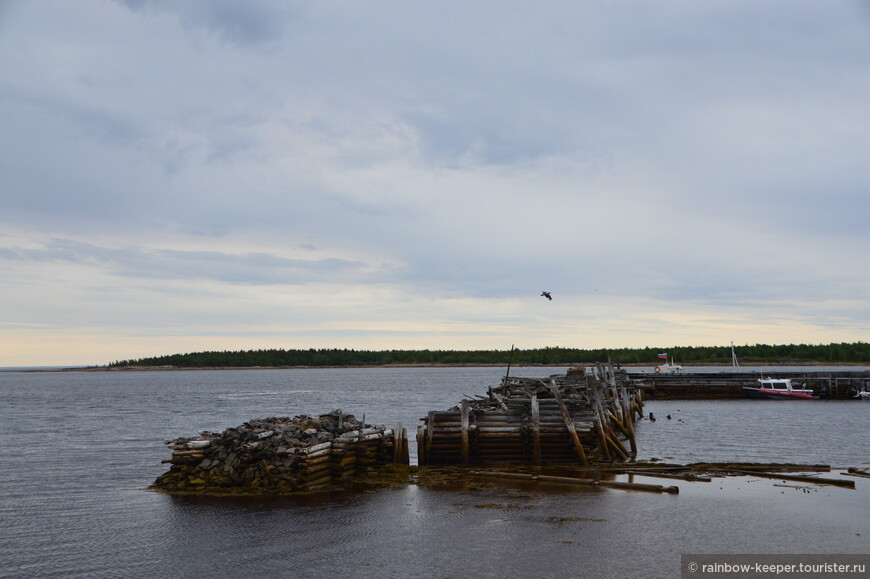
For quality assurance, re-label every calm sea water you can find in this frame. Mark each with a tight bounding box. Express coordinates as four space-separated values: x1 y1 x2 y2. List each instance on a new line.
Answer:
1 367 867 578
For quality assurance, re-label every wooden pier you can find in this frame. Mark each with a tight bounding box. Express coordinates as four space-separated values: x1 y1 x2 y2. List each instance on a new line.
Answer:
417 364 642 466
633 369 870 400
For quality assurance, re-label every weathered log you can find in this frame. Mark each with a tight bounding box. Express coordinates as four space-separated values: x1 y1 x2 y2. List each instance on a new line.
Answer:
171 449 207 457
471 471 679 493
176 440 211 450
622 470 712 482
690 463 831 473
728 470 855 488
302 473 333 487
844 468 870 479
299 441 333 455
300 453 333 466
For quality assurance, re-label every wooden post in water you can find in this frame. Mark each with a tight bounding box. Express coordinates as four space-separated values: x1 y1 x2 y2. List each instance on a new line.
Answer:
460 400 470 465
606 360 623 425
619 383 638 457
425 411 435 464
591 375 629 460
401 426 409 464
504 344 515 383
633 389 644 419
606 429 630 460
589 377 611 461
393 423 404 464
416 424 427 465
531 392 542 465
549 379 588 465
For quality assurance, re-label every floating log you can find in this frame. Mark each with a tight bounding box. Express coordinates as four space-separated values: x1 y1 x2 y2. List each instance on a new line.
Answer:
621 470 712 482
471 471 679 494
728 470 855 488
845 468 870 479
690 463 831 473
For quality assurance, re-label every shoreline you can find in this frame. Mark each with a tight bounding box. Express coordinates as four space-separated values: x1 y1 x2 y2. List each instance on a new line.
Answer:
18 361 870 373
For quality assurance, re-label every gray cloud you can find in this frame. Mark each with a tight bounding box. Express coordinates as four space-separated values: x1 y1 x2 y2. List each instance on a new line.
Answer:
1 0 868 364
0 238 384 286
117 0 290 47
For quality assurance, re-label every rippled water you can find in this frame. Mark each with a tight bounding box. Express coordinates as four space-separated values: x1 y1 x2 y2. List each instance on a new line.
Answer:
1 367 868 578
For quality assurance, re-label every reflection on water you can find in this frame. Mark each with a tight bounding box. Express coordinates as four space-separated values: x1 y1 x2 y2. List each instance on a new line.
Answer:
636 399 869 466
150 471 868 579
1 367 868 578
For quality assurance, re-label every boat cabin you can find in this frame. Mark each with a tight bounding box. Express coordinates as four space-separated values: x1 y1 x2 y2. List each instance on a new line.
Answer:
758 378 812 394
759 378 791 391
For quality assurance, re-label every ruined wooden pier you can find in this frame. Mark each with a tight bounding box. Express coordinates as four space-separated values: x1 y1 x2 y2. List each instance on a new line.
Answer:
154 411 410 494
417 364 643 466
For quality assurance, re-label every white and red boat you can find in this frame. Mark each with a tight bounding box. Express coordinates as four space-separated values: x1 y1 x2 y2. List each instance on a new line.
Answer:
743 378 816 400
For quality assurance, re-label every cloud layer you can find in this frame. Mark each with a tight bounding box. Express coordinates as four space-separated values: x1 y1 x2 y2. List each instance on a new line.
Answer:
2 0 869 365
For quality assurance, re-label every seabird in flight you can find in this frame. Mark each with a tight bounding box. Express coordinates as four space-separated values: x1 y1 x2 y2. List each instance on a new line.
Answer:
540 291 552 300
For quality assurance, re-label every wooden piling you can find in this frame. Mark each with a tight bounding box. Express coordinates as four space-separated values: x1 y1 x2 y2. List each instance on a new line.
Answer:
619 384 638 457
549 379 588 465
425 411 435 463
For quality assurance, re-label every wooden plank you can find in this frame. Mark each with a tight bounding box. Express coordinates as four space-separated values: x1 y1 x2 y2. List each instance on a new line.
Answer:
549 379 588 465
589 379 611 461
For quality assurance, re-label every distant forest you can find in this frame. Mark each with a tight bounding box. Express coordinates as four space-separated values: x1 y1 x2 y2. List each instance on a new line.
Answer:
108 342 870 368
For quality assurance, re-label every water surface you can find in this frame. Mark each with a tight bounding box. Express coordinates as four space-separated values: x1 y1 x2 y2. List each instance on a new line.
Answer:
1 367 867 578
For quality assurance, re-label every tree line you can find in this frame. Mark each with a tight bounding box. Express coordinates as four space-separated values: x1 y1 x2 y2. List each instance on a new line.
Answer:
108 341 870 368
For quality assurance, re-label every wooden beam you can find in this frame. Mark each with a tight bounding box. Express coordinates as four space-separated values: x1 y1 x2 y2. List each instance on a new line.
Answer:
549 379 588 465
531 393 541 465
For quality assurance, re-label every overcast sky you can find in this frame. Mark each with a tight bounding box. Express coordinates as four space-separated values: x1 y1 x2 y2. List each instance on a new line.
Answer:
2 0 869 366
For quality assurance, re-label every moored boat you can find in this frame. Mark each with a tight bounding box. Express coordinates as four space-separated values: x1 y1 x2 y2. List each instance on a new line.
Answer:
654 354 683 374
743 378 816 400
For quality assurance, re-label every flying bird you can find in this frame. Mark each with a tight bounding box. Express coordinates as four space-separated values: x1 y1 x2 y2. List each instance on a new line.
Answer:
540 291 552 300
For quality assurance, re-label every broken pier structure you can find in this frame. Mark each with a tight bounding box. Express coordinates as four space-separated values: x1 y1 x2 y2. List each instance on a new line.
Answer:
417 364 643 466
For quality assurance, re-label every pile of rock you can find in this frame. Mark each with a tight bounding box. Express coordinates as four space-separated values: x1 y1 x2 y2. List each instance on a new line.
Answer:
153 410 409 494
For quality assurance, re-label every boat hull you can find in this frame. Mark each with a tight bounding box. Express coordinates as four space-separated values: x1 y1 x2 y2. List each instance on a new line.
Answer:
743 387 816 400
